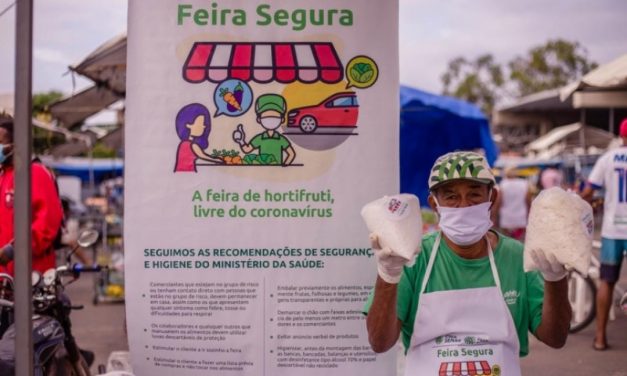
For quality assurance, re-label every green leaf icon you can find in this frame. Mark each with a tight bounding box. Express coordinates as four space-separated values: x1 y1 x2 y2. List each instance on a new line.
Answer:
350 68 362 82
351 63 374 83
360 71 374 82
355 63 372 74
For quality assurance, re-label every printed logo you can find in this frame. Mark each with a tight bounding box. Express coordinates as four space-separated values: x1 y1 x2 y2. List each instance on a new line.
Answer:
503 289 520 305
388 198 401 213
464 336 476 345
435 336 443 345
581 212 594 238
385 197 410 221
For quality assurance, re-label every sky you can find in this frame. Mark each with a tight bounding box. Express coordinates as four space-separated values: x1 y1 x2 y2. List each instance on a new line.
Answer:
0 0 626 98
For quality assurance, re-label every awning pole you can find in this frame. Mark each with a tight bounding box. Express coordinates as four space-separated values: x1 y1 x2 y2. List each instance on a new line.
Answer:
579 108 586 152
88 138 95 195
609 108 615 135
14 0 34 375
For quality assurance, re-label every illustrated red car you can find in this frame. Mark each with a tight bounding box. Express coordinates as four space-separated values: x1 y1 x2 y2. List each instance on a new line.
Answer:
287 92 359 133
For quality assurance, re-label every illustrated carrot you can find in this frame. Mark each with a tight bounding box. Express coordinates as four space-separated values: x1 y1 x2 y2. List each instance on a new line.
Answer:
223 156 233 164
231 156 242 164
220 88 241 111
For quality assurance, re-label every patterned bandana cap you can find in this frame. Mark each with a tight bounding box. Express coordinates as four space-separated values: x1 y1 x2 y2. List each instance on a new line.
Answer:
428 151 495 190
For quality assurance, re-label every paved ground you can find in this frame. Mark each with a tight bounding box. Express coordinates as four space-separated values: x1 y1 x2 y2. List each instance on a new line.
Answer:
521 309 627 375
65 274 128 374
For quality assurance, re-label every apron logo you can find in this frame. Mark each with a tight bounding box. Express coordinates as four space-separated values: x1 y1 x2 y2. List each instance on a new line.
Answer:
435 335 462 345
503 290 520 305
454 335 489 346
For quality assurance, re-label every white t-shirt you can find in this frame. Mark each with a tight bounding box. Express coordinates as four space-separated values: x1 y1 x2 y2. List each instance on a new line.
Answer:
588 146 627 239
498 178 529 229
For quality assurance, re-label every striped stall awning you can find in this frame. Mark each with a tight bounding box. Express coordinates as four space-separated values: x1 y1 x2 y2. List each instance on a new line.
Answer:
439 361 492 376
183 42 344 85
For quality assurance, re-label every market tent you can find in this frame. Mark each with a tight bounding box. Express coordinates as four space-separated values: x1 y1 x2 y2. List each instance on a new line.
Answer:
400 85 498 205
561 53 627 101
0 93 86 138
71 33 127 96
48 34 127 157
49 85 120 128
40 156 123 183
526 122 616 159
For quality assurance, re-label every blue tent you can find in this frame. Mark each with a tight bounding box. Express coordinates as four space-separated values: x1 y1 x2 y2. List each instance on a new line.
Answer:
400 85 498 206
42 157 124 184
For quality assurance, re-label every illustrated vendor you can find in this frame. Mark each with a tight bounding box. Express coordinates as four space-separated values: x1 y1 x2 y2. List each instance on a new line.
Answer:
232 93 296 166
364 151 572 376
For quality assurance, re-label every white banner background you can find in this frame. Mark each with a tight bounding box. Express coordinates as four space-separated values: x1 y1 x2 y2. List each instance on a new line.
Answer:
125 1 399 375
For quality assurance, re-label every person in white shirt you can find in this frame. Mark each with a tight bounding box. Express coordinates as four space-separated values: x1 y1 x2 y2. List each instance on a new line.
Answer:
496 167 531 240
581 118 627 351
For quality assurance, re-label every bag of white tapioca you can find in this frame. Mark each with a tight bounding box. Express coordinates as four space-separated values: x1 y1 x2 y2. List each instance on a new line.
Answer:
361 194 423 260
524 187 593 276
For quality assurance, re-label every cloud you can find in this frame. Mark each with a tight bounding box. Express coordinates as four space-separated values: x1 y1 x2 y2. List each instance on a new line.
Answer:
34 47 71 65
0 0 127 93
1 0 625 97
399 0 627 92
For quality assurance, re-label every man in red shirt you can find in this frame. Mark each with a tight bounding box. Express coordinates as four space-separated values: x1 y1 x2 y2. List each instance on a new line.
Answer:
0 117 63 275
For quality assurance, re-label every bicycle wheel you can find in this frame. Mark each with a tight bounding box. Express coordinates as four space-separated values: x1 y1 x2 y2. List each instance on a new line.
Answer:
567 270 596 333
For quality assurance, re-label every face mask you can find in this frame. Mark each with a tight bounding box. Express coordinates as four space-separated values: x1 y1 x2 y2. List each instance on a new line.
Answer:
435 199 493 246
0 144 11 165
260 117 282 130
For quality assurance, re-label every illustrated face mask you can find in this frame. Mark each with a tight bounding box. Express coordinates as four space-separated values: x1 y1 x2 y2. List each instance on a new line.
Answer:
435 198 493 246
260 117 282 130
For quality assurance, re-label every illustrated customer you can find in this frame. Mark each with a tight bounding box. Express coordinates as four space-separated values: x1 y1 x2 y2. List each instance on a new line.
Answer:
174 103 223 172
364 151 571 375
580 118 627 351
232 94 295 166
0 117 64 275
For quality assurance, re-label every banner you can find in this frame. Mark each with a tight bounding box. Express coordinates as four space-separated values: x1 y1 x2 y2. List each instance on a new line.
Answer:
125 1 399 374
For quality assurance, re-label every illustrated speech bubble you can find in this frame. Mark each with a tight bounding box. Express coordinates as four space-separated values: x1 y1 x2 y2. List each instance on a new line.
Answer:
345 56 379 89
213 79 253 117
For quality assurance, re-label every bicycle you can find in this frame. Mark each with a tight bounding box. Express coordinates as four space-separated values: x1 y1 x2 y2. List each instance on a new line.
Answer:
568 240 627 333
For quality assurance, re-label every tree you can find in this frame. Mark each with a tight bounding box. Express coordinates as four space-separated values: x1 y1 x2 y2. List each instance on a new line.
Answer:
441 54 504 115
32 90 65 154
508 39 597 97
32 90 63 120
440 39 598 116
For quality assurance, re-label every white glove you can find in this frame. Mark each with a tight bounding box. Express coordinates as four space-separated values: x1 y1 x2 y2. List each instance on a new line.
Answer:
232 124 247 146
528 248 567 282
370 233 412 284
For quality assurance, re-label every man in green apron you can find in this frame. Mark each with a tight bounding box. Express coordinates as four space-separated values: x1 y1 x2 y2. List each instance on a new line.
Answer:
233 93 296 166
364 151 571 376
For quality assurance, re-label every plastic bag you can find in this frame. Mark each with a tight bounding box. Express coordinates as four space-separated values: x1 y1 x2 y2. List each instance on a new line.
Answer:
361 194 423 260
524 187 593 275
